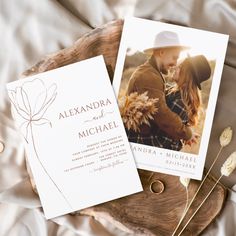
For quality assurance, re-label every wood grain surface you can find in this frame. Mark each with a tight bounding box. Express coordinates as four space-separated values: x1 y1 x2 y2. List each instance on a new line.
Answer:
23 19 227 236
80 169 227 236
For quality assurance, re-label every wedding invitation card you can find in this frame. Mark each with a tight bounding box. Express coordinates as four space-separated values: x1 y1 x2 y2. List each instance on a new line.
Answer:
113 17 229 180
7 56 142 219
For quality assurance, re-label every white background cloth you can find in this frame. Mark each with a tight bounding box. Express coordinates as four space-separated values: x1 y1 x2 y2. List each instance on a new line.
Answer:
1 0 236 235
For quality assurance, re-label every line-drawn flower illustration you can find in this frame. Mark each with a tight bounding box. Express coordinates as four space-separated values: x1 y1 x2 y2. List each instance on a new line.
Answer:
8 78 72 209
8 78 57 142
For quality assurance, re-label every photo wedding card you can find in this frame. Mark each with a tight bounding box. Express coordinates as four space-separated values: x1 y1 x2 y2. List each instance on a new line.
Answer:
7 56 142 219
113 17 229 180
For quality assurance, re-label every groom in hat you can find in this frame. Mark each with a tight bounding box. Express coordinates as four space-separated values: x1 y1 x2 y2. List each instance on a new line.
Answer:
126 31 193 147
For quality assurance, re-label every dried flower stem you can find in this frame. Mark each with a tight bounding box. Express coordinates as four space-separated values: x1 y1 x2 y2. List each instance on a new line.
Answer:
177 175 223 236
172 187 189 236
184 190 189 216
148 172 154 182
172 146 223 235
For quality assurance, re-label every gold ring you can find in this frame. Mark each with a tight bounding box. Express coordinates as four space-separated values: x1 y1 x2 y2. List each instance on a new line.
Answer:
149 180 165 194
0 141 4 153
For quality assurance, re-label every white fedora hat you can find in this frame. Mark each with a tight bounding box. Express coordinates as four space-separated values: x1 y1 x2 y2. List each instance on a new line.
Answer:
144 31 190 55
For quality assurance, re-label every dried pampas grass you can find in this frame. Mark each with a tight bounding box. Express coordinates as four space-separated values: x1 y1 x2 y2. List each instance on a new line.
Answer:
172 177 191 236
118 91 158 132
220 127 233 147
179 177 190 188
221 151 236 176
177 150 236 236
173 127 234 235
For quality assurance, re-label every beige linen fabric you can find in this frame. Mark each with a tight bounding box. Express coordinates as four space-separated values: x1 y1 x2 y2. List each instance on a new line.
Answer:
0 0 236 235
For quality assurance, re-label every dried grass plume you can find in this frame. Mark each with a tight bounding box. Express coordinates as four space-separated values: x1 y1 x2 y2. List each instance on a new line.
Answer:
220 126 233 147
221 151 236 176
118 92 158 132
180 177 190 188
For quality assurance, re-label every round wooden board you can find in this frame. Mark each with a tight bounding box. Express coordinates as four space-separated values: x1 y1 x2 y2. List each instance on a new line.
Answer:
23 20 227 236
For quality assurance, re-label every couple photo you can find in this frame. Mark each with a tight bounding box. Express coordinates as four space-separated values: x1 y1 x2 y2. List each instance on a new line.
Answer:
118 30 214 154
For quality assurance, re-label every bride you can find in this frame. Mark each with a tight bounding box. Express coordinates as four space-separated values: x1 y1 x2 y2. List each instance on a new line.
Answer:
158 54 211 151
